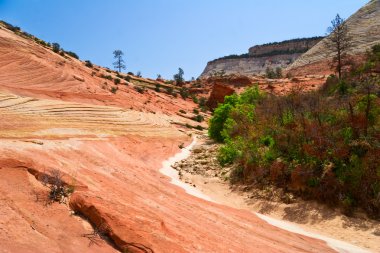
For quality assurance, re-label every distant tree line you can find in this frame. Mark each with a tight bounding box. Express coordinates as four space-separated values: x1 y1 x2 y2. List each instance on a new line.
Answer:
210 36 325 63
258 36 324 47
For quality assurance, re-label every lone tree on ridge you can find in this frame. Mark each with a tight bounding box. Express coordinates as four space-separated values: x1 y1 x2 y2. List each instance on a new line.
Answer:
113 50 126 72
325 14 352 79
173 68 184 86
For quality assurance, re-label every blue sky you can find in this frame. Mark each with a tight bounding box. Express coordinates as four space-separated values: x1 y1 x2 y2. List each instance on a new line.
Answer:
0 0 369 79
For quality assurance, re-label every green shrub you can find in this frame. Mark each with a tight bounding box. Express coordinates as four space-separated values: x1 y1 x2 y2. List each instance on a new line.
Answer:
208 103 234 142
192 114 204 122
114 78 121 85
179 87 189 99
110 87 118 94
209 86 261 142
134 86 145 94
195 125 204 131
65 51 79 59
165 86 174 95
155 84 161 92
217 140 239 166
101 74 112 81
199 97 207 107
85 60 93 68
192 95 199 104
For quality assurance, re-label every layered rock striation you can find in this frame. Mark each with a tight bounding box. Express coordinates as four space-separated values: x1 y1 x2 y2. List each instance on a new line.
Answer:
200 37 323 77
288 0 380 75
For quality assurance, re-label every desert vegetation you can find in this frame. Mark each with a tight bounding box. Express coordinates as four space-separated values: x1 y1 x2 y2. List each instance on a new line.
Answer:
209 45 380 218
36 169 75 205
265 67 283 79
113 50 126 72
173 68 185 86
85 60 93 68
324 14 352 79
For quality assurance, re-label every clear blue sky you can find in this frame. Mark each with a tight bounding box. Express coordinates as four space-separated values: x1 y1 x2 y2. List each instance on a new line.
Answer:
0 0 369 80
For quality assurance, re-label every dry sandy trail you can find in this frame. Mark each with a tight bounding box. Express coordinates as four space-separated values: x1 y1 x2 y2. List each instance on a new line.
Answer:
0 23 340 252
161 138 372 253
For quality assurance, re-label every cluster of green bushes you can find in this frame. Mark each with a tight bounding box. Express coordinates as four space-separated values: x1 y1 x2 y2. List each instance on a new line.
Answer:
165 86 174 95
65 51 79 59
192 114 204 122
210 53 250 63
0 20 83 60
114 78 121 85
101 74 113 81
179 87 189 99
209 45 380 217
0 20 20 32
266 67 283 79
134 86 145 94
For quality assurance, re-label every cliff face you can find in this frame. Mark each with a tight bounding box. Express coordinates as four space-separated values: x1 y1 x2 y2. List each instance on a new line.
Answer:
200 37 323 78
249 37 322 57
288 0 380 75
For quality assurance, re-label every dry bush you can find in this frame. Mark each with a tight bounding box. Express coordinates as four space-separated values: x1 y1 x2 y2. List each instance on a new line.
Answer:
38 169 74 205
82 222 111 247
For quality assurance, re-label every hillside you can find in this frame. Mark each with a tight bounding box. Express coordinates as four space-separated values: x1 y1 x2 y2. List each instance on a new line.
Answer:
200 37 322 77
288 0 380 75
0 21 338 252
0 21 197 118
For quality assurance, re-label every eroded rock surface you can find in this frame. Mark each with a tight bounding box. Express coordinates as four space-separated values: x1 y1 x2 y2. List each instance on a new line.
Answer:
288 0 380 76
0 18 337 253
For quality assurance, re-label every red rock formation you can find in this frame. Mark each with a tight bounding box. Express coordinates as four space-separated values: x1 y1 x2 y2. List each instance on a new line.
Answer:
206 83 235 110
0 21 337 253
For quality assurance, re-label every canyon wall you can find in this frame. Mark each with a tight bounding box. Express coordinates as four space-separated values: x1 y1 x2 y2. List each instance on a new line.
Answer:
200 37 323 78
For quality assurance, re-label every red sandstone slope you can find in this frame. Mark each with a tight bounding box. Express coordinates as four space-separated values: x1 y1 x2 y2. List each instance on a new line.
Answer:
0 25 195 117
0 24 335 252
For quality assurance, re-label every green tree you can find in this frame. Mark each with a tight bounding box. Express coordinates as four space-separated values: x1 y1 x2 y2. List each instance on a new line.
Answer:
325 14 352 79
208 94 238 142
173 68 184 85
52 43 60 53
113 50 126 72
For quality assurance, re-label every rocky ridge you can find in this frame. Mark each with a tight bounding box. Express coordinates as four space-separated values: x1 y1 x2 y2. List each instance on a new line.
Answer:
288 0 380 75
200 37 322 77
